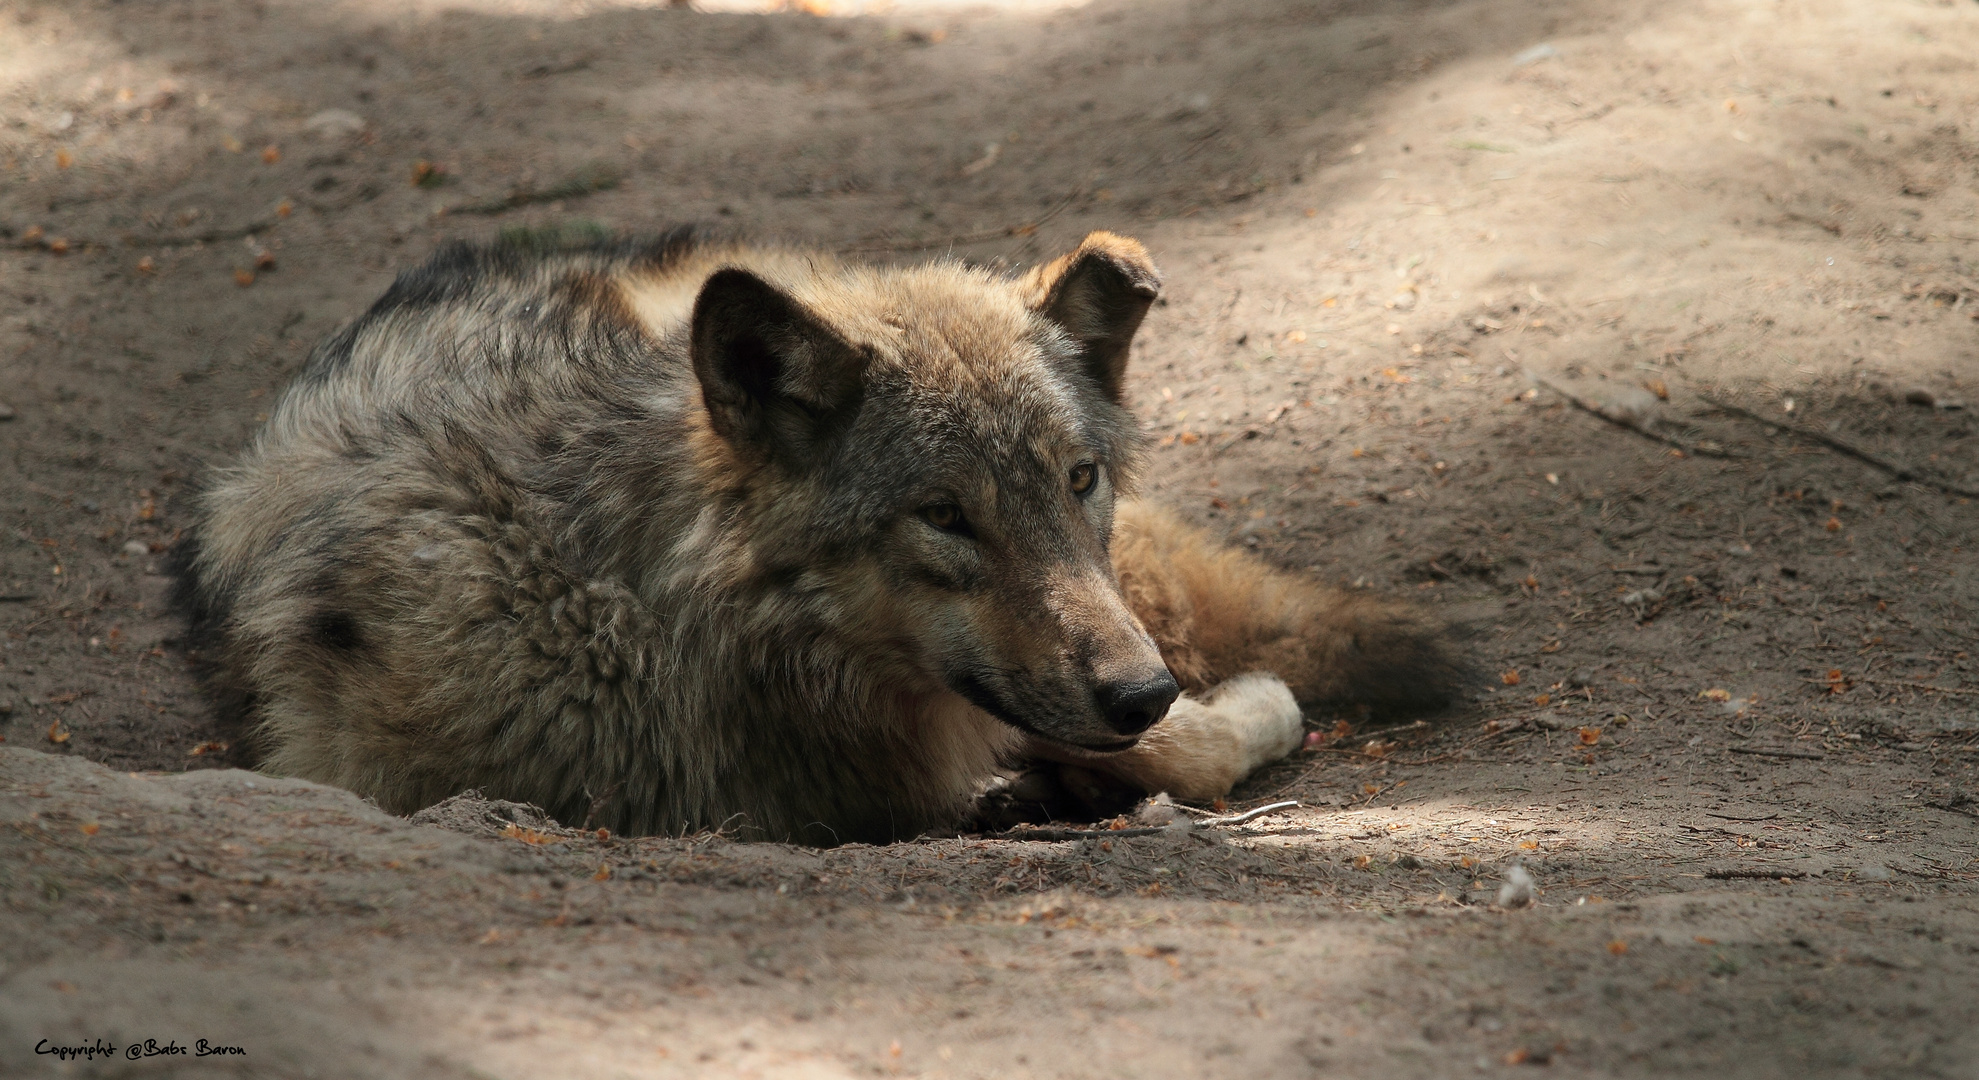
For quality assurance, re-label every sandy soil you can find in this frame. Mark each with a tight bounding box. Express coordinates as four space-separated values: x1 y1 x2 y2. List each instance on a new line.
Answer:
3 0 1978 1075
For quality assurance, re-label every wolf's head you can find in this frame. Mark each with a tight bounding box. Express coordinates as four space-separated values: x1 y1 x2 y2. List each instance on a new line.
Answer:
688 232 1178 750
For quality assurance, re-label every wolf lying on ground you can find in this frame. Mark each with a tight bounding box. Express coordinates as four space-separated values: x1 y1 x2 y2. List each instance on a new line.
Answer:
173 228 1460 844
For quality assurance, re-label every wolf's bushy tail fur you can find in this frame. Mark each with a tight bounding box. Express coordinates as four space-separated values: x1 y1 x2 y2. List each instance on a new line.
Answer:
1112 502 1466 715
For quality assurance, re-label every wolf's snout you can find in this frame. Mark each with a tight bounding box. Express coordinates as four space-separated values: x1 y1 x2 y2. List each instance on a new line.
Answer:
1095 671 1180 736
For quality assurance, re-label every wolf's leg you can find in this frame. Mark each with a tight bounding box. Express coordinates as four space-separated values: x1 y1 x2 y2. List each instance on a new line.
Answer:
1026 672 1304 802
1111 500 1462 713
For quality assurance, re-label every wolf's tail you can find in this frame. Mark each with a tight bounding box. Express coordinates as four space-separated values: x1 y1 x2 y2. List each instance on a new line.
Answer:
1111 501 1470 715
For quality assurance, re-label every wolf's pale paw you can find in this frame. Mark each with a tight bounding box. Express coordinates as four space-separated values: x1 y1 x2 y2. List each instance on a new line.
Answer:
1206 671 1304 767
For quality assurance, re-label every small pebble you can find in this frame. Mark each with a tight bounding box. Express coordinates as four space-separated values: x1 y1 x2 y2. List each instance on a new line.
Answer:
0 402 15 421
79 500 99 514
121 540 150 557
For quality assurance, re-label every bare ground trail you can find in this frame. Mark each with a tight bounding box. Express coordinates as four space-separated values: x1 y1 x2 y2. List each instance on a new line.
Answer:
2 0 1977 1076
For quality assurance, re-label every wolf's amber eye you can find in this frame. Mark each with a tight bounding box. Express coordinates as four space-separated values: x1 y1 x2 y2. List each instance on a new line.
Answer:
921 504 968 534
1069 463 1097 496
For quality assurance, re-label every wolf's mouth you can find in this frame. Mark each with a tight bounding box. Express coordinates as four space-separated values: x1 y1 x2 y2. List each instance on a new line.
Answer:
947 672 1141 752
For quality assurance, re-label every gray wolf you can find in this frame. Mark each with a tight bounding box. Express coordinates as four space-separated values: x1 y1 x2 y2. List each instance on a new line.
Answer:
173 228 1460 844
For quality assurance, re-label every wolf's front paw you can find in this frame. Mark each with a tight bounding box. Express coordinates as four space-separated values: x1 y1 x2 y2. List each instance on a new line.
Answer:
1205 671 1304 769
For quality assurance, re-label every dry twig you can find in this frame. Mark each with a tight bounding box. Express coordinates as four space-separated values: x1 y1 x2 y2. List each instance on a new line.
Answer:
990 825 1167 842
1698 393 1979 498
1728 746 1826 761
1801 677 1979 698
1194 800 1301 827
1528 372 1734 458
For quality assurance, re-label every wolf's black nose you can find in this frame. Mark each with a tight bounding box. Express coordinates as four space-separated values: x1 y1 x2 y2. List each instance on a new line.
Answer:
1095 672 1180 736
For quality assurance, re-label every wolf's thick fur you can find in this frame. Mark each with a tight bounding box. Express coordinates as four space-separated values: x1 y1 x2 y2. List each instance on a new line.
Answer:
174 228 1460 844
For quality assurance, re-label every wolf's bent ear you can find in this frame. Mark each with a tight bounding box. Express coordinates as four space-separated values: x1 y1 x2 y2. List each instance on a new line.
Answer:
691 268 867 463
1022 232 1162 402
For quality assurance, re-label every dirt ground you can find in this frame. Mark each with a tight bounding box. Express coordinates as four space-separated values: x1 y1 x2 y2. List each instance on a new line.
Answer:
3 0 1978 1075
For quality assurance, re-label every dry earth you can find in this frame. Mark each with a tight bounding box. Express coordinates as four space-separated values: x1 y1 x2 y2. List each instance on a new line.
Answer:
4 0 1979 1076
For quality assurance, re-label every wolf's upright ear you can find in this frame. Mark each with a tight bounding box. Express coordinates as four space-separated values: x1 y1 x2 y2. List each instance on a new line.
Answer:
690 268 868 464
1021 232 1162 402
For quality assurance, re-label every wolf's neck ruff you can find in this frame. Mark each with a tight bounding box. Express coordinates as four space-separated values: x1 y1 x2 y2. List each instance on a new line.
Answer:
174 229 1458 844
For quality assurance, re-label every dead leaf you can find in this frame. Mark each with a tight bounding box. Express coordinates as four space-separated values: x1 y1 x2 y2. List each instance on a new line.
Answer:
1608 939 1629 955
261 145 282 164
80 822 99 836
1644 378 1669 400
1824 517 1842 532
593 862 611 881
1502 670 1522 686
1701 688 1732 702
1579 727 1601 745
46 719 70 744
1533 694 1552 706
234 269 255 287
55 149 73 169
500 822 554 845
188 741 229 756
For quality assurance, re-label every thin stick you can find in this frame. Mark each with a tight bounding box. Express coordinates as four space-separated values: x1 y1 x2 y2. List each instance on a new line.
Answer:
1706 868 1805 880
1528 372 1734 458
990 825 1167 842
1727 746 1826 761
442 164 624 217
1697 393 1979 497
1801 677 1979 698
1300 746 1458 766
841 186 1084 254
8 217 282 252
1196 800 1301 827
